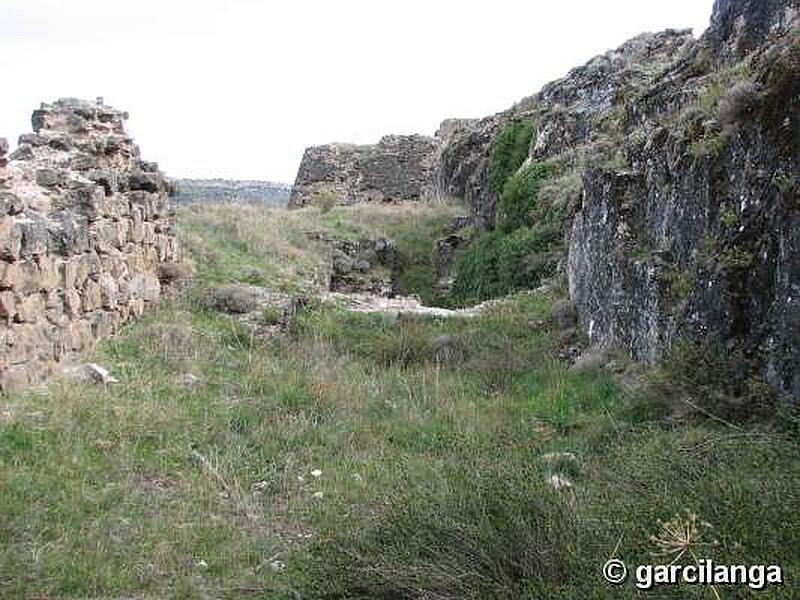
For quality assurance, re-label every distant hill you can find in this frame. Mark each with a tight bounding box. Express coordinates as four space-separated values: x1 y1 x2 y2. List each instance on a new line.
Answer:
174 178 291 206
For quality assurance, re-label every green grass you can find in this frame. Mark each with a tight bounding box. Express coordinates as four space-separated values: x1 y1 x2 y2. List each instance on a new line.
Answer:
489 120 537 195
450 226 560 304
0 203 797 599
181 201 460 300
497 161 550 233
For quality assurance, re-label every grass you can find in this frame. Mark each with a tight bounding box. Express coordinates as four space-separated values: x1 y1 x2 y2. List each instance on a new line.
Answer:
488 120 537 195
0 202 797 599
180 201 460 302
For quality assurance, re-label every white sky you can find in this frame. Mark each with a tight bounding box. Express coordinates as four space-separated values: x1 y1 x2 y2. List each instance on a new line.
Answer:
0 1 712 183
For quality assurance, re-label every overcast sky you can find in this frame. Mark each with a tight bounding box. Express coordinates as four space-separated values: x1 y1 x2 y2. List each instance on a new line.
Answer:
0 1 712 183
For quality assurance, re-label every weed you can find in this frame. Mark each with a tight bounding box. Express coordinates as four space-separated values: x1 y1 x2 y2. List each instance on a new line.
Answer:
689 131 730 159
450 227 559 304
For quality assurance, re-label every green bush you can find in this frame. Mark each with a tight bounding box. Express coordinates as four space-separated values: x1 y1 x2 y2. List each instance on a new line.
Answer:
489 120 537 194
497 162 550 233
451 159 562 304
451 226 559 304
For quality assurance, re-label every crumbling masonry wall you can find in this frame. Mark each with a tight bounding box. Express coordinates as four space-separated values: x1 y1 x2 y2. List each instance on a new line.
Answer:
0 98 180 392
289 135 436 208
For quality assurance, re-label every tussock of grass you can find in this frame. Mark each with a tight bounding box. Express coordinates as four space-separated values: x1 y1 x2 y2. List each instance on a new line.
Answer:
0 203 797 599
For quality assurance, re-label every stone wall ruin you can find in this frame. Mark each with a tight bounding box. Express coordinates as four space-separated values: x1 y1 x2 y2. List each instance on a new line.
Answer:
0 98 181 392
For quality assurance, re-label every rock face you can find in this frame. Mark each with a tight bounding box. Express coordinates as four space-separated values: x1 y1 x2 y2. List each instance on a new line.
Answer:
433 216 475 297
174 179 291 206
430 117 505 230
288 135 436 207
430 28 697 231
566 0 799 402
707 0 799 63
0 98 180 392
425 0 799 403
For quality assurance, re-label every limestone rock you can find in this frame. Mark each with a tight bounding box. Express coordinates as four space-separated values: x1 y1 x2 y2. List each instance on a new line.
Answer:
567 1 799 402
205 284 268 314
433 216 477 298
65 362 120 385
181 373 201 387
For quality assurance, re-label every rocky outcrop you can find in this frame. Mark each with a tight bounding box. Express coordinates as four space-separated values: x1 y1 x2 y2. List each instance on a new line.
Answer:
428 29 696 231
707 0 798 63
0 98 180 392
289 135 436 208
203 284 300 337
433 216 475 297
567 0 799 401
426 0 799 402
308 232 403 296
430 117 505 230
174 179 291 206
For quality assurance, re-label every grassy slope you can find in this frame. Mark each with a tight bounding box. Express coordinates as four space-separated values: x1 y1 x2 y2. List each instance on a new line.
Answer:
0 203 797 599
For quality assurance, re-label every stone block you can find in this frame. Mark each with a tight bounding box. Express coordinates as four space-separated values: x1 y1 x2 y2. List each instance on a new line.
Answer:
0 192 24 216
15 293 44 323
35 168 61 188
18 217 50 256
64 288 81 319
98 273 119 309
82 279 102 312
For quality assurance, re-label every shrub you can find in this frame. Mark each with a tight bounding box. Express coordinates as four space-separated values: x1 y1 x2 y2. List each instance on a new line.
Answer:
203 284 261 314
157 261 194 284
260 304 284 326
451 226 559 304
488 120 537 195
718 81 759 130
699 80 725 115
689 131 730 159
497 162 550 233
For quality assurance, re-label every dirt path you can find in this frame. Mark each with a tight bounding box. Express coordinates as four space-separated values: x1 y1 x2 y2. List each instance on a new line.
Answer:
322 292 492 318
